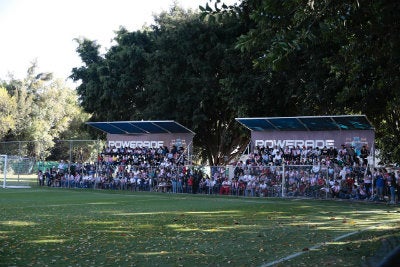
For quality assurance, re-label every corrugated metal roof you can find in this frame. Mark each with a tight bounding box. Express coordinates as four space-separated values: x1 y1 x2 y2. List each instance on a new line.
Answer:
87 121 195 134
236 115 374 132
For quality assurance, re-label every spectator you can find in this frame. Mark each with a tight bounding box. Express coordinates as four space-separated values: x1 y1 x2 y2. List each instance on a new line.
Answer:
47 141 391 203
389 172 397 204
375 170 385 201
357 183 368 200
187 175 194 194
274 151 282 166
38 170 44 186
360 145 370 165
331 181 341 198
364 168 373 198
396 171 400 204
220 178 231 195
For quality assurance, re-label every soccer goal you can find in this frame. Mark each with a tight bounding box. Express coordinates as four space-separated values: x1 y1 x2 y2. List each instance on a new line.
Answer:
1 155 32 188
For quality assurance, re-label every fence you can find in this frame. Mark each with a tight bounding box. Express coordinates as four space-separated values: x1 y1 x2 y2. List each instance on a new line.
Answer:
1 139 396 203
5 156 397 203
0 156 36 187
228 164 335 198
0 139 103 187
34 161 343 200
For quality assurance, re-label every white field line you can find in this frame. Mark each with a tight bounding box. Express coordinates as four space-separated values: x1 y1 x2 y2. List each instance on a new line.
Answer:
260 217 400 267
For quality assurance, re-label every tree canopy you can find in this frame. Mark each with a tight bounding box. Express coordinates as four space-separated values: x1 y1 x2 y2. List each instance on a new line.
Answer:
1 61 90 159
70 1 400 165
203 0 400 164
72 5 256 165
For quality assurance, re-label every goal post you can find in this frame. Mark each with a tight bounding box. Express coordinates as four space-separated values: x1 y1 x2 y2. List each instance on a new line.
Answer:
1 154 7 189
0 155 32 189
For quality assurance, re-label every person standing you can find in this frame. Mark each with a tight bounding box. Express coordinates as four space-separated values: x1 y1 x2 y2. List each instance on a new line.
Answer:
363 168 373 199
231 178 240 196
220 178 231 195
360 145 370 166
375 170 385 201
389 172 397 204
45 168 52 187
171 176 177 193
396 171 400 204
187 175 193 194
177 176 183 193
331 181 341 198
38 170 44 186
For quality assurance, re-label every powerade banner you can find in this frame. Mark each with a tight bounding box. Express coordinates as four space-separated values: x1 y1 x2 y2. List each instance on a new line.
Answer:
107 133 195 149
252 130 375 155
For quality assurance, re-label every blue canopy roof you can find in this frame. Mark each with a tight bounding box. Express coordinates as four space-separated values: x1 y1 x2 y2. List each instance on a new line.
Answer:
87 121 195 135
236 115 374 132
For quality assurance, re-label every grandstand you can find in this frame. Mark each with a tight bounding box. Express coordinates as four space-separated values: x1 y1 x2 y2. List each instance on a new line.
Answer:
25 116 398 205
3 116 398 204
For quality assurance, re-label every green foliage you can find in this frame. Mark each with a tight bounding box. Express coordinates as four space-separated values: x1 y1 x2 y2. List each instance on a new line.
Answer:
0 87 16 139
206 0 400 163
1 62 90 159
70 39 104 119
143 6 252 164
72 4 255 165
71 32 153 122
70 0 400 164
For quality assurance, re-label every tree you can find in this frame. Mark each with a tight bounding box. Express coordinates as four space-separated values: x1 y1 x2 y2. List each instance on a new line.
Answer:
206 0 400 163
71 31 153 122
2 62 90 159
0 87 16 139
70 39 105 121
72 4 257 165
141 5 255 165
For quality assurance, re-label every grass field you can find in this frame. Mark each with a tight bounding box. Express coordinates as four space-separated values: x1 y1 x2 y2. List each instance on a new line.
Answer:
0 174 37 188
0 188 399 267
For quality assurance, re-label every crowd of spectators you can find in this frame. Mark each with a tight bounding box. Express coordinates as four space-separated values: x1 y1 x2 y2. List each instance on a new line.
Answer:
242 143 370 167
38 145 190 192
230 144 399 203
37 143 400 204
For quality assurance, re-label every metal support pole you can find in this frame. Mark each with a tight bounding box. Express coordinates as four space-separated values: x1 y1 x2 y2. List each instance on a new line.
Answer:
325 165 328 199
18 141 21 182
69 140 72 188
282 164 285 197
2 155 7 188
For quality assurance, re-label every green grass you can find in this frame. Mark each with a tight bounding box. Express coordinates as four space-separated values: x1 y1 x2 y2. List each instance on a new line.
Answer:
1 174 37 187
0 188 399 267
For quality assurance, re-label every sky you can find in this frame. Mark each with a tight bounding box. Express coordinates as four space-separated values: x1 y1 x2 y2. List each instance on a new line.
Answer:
0 0 233 85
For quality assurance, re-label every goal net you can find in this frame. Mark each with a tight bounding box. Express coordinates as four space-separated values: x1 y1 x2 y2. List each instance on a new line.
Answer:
1 155 33 188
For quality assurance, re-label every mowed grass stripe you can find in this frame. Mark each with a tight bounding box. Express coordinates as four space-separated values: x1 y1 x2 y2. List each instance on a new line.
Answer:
0 188 399 267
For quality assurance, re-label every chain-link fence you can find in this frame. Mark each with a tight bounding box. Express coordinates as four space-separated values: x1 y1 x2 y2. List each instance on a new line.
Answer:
0 139 103 165
5 155 398 204
0 139 103 187
0 141 34 157
0 156 36 187
1 139 397 203
32 159 335 200
223 164 332 198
